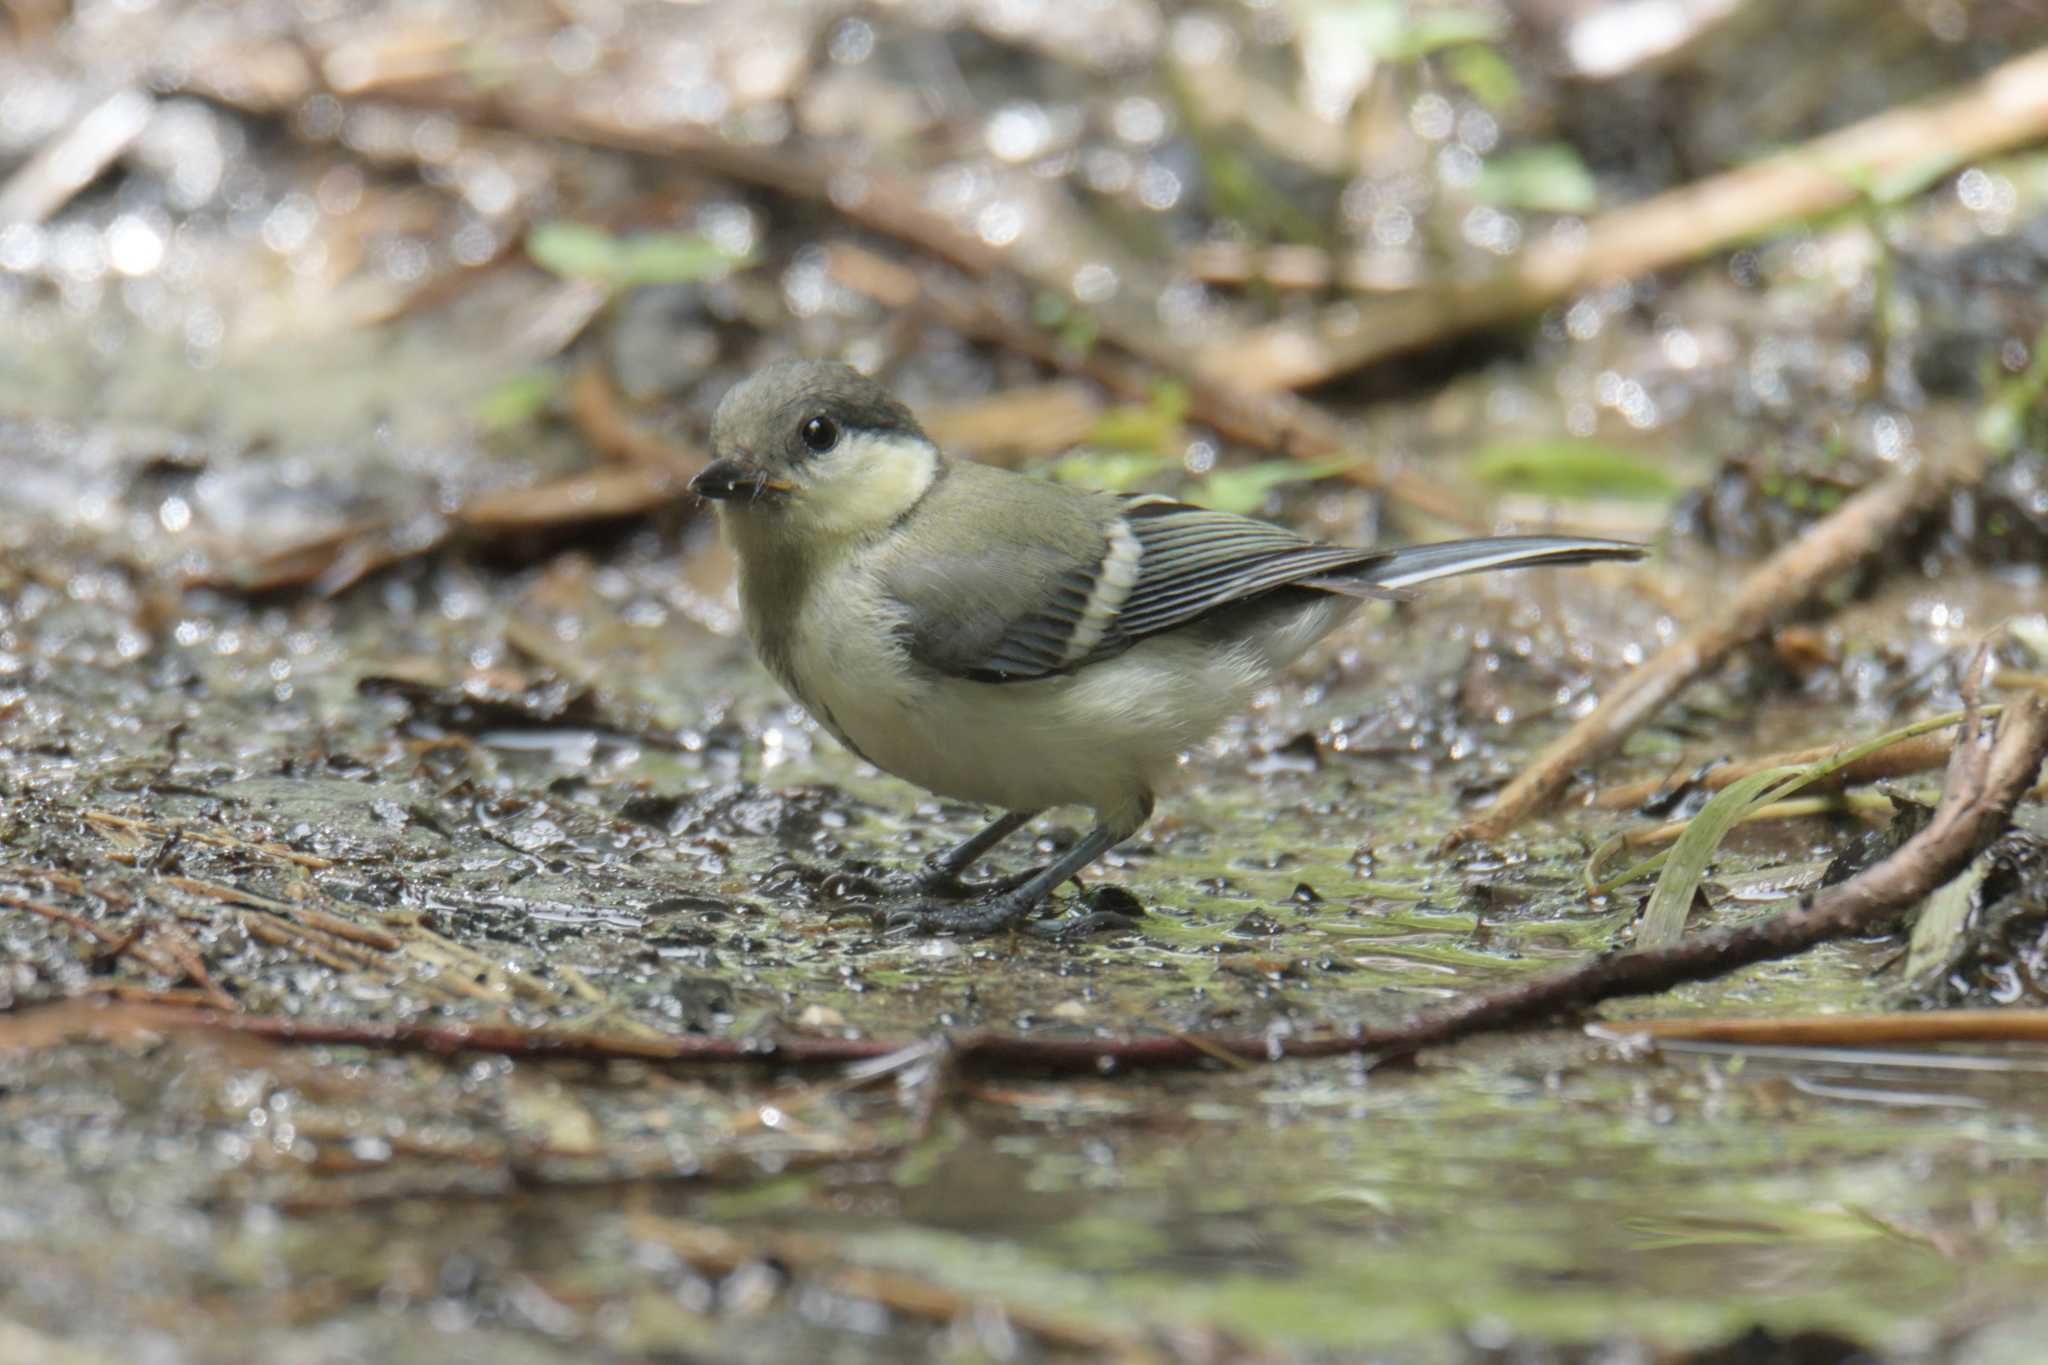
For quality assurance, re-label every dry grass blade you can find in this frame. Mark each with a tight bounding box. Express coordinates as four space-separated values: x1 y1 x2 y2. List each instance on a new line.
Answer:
1633 765 1809 947
1605 706 1997 946
1593 730 1956 811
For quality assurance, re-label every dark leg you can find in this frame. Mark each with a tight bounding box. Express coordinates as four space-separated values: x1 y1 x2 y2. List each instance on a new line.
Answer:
821 810 1039 903
882 820 1137 937
922 809 1035 890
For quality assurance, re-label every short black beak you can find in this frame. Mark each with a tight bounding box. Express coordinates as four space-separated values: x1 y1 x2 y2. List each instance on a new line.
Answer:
690 458 794 503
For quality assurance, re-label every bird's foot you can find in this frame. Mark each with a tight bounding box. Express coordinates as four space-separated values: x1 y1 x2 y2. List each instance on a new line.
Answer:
877 889 1141 941
823 862 1042 904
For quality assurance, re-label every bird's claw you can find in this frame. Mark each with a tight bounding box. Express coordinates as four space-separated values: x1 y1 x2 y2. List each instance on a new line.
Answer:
1020 909 1142 940
876 897 1030 936
823 863 1044 905
875 898 1138 940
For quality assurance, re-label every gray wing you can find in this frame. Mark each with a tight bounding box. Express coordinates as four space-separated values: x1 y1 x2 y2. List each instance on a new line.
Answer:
878 466 1121 684
886 546 1103 682
885 491 1381 684
1104 495 1385 640
885 479 1643 684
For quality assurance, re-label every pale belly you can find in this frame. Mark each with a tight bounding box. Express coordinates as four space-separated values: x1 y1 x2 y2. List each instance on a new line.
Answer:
781 620 1269 830
761 567 1355 832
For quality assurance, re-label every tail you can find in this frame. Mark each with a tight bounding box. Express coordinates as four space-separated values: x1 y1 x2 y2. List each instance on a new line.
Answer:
1317 535 1645 595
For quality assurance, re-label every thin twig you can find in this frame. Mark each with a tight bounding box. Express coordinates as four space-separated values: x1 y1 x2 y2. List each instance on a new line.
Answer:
2 890 125 947
1608 1010 2048 1046
0 88 153 225
160 874 402 951
1206 45 2048 391
0 890 185 978
1601 790 1893 857
83 811 335 868
563 363 704 476
144 920 238 1012
241 913 384 975
1441 456 1969 848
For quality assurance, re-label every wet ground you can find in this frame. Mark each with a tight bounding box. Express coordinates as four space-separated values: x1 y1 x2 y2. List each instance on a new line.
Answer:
5 2 2048 1362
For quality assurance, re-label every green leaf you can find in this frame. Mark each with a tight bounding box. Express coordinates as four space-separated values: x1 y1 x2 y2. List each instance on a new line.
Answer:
1471 439 1675 501
1033 290 1099 357
1598 707 1994 945
1473 144 1598 214
1087 382 1189 456
1636 766 1805 948
473 368 559 432
1977 317 2048 457
1048 448 1172 491
1905 849 1993 984
1445 42 1520 111
1864 150 1970 206
1378 6 1501 58
1194 456 1359 515
526 222 750 289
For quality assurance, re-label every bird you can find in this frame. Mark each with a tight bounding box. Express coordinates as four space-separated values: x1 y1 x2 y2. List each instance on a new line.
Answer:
691 359 1643 937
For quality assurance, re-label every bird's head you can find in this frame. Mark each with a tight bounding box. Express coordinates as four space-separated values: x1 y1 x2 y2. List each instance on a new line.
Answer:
695 360 940 547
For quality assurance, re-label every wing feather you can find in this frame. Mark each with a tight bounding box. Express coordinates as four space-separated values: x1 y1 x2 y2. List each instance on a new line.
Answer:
885 479 1640 684
894 496 1388 682
1105 500 1383 642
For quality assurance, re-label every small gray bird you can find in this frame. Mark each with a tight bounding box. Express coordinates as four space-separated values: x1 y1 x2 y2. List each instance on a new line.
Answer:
693 360 1642 936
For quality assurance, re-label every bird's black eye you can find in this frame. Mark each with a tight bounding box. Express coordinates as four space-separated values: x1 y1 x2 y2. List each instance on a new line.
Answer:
799 415 838 453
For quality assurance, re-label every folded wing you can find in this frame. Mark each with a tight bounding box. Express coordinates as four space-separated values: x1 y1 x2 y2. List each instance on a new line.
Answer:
888 490 1641 684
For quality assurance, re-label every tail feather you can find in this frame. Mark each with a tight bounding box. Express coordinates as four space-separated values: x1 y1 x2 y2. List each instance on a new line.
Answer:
1342 535 1645 592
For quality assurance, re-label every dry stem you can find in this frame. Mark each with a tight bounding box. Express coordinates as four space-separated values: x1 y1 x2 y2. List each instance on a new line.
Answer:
1441 456 1966 848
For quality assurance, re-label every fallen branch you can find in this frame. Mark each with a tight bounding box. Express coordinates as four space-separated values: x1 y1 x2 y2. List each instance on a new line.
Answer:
1204 45 2048 391
1441 455 1969 848
189 462 689 594
1415 691 2048 1038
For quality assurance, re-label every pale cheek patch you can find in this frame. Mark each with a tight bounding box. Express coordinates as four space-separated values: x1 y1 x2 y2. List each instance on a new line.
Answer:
795 432 937 542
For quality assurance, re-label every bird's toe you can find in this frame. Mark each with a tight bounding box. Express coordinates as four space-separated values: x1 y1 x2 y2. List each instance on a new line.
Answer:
875 897 1032 937
1020 909 1142 940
